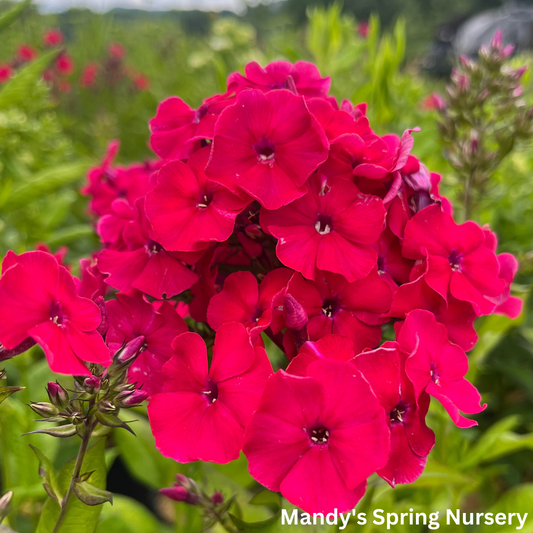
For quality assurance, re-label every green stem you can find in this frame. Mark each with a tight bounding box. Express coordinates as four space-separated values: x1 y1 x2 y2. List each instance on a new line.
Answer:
52 416 94 533
463 169 474 222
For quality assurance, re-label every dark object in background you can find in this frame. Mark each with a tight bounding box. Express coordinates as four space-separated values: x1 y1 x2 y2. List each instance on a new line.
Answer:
455 2 533 56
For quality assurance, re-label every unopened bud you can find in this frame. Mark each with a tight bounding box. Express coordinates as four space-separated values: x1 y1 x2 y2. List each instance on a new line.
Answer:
116 389 149 407
160 486 199 505
30 402 59 418
47 382 69 409
115 336 145 364
83 375 101 393
211 492 224 505
0 490 13 517
490 29 503 50
99 401 116 414
283 294 308 331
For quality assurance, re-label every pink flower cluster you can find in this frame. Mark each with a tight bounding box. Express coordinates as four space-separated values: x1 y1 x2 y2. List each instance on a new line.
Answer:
0 61 522 514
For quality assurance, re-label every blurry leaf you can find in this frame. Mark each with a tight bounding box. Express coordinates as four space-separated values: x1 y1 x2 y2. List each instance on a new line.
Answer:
96 495 171 533
0 51 58 110
46 225 95 247
36 438 108 533
249 490 280 510
478 484 533 533
24 424 78 439
29 444 62 504
396 461 475 489
0 0 31 32
0 386 24 405
73 481 113 507
113 416 178 489
228 511 280 532
2 162 89 213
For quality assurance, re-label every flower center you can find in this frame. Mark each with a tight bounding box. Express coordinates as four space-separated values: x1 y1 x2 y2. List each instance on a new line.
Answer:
49 302 66 326
146 240 163 256
430 362 440 385
202 378 219 404
377 255 386 275
448 250 462 271
194 104 208 124
197 190 213 209
253 136 276 164
322 297 339 318
390 402 408 425
314 214 333 235
308 426 330 445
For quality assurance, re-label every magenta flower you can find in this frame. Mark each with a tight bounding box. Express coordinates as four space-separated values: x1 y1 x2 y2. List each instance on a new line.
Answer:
148 322 273 463
243 359 390 514
260 174 386 282
106 289 188 396
207 269 291 342
402 205 506 315
0 64 13 84
284 269 392 355
145 148 249 252
43 28 64 47
375 228 414 290
398 310 486 428
226 61 331 99
354 343 435 487
97 198 199 299
206 89 329 210
75 257 108 301
0 251 110 375
55 53 75 76
388 273 478 352
149 93 233 160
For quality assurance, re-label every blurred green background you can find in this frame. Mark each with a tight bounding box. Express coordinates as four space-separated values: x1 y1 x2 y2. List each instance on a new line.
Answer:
0 0 532 531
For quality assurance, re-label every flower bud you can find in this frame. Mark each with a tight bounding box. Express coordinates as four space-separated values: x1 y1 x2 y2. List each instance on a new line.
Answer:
115 335 145 364
244 224 262 239
175 474 198 492
0 490 13 519
283 294 308 331
490 29 503 51
99 401 116 414
30 402 59 418
116 389 149 407
211 492 224 505
83 375 101 393
47 382 69 409
160 486 199 505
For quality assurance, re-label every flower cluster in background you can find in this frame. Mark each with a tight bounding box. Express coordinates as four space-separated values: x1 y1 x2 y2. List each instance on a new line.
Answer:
0 52 523 516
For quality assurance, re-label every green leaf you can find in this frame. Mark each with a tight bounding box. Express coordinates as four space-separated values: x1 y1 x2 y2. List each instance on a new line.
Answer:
0 50 59 110
96 495 172 533
0 0 31 32
29 445 62 504
228 511 281 532
249 490 281 510
73 482 113 507
113 416 178 489
36 438 108 533
396 461 475 489
2 162 89 213
0 386 24 405
95 411 134 434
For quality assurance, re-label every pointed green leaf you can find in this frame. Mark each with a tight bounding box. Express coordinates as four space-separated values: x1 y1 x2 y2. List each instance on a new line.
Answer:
24 424 78 439
0 0 31 32
0 386 24 405
73 481 113 507
228 511 280 532
29 445 61 504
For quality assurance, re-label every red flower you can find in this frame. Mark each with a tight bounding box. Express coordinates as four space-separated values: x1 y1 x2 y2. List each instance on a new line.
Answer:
80 63 99 87
227 61 331 99
0 251 110 375
354 343 435 487
421 93 446 112
357 21 369 38
283 269 391 356
55 53 75 77
145 148 248 252
206 89 329 210
260 174 386 282
0 64 13 84
398 310 486 428
106 290 187 396
243 359 390 514
402 205 506 315
149 93 233 160
376 228 414 290
207 269 291 342
132 73 150 91
43 28 64 47
97 199 199 299
108 42 126 59
148 322 273 463
75 257 108 301
17 45 38 63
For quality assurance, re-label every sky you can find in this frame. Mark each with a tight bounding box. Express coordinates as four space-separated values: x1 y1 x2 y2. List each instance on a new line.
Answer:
32 0 247 13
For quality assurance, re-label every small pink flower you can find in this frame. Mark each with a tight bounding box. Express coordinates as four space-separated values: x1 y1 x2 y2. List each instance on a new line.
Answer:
108 42 126 59
17 44 38 63
0 251 110 375
260 173 386 282
148 322 273 463
243 358 390 514
398 310 486 428
146 147 249 252
206 89 329 210
106 289 188 396
43 28 64 47
402 205 506 315
421 93 446 112
0 64 13 84
55 53 75 76
132 73 150 91
80 63 99 87
226 60 331 99
354 343 435 487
